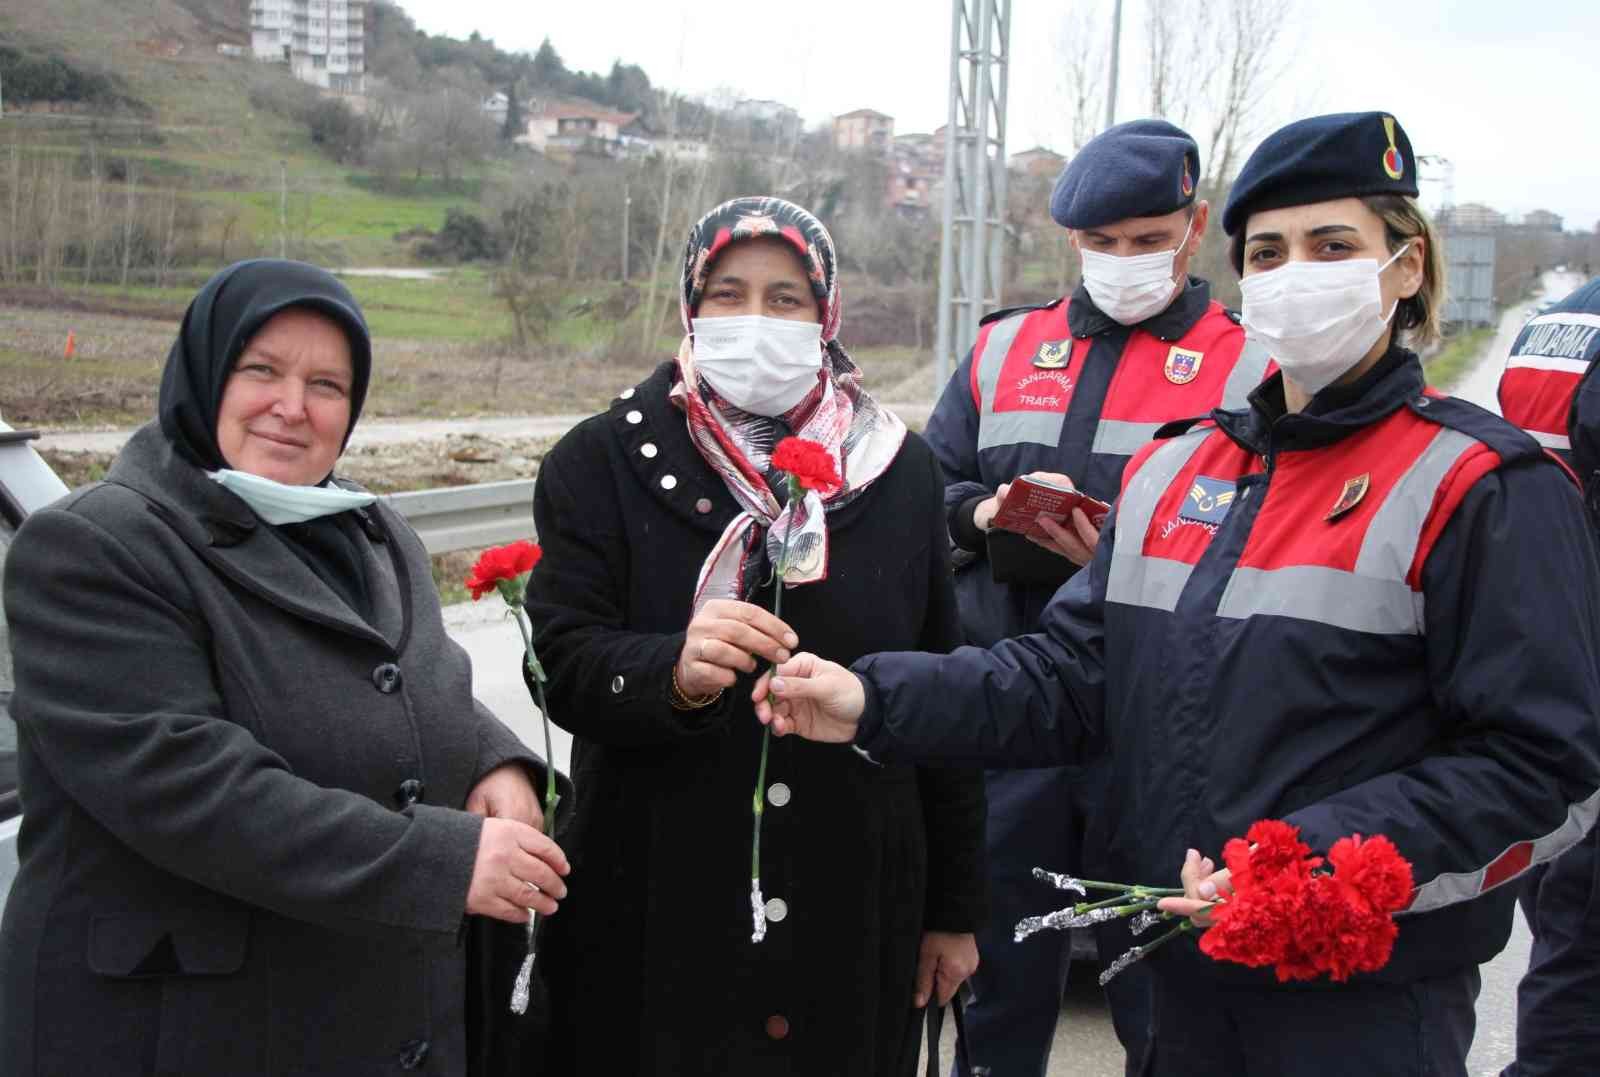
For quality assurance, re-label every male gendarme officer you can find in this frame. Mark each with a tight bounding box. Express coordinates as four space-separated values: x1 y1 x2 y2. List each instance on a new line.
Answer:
923 118 1270 1076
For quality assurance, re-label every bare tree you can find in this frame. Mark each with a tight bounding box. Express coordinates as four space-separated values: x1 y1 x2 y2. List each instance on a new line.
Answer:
120 161 138 287
1054 3 1108 157
83 142 105 287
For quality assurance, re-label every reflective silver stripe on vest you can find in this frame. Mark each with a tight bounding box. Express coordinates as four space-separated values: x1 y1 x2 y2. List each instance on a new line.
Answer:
1213 427 1478 634
1406 785 1600 915
1106 431 1210 611
1220 338 1272 409
1214 566 1423 635
975 313 1070 451
1092 419 1164 457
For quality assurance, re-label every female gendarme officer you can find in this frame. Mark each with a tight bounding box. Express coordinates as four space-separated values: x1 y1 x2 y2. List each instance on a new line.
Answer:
751 112 1600 1076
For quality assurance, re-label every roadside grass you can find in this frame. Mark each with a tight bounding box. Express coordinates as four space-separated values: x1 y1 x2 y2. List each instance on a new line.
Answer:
1424 327 1495 392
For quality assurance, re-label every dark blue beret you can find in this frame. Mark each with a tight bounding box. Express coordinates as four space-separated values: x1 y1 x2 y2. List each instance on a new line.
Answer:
1222 111 1420 236
1049 119 1201 229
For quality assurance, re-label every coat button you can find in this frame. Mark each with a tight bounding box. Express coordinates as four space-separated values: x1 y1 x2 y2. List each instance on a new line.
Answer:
626 409 643 424
394 779 425 808
767 782 791 807
764 897 788 922
660 474 678 491
611 675 625 694
765 1015 790 1040
640 442 658 459
695 497 713 514
398 1038 430 1069
372 662 402 693
620 386 635 400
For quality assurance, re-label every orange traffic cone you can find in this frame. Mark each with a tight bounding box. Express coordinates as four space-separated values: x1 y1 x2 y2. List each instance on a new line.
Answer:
63 331 76 360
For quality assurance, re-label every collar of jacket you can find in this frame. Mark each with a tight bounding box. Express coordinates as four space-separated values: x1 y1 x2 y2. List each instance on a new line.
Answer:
1067 275 1213 342
612 362 741 534
1212 343 1426 457
105 423 395 648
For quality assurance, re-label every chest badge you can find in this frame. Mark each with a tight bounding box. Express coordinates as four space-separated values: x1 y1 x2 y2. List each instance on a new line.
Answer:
1164 346 1203 384
1181 475 1236 525
1032 339 1072 369
1327 473 1371 521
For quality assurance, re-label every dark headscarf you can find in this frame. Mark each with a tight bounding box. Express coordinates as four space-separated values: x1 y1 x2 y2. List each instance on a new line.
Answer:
157 259 378 620
158 259 373 472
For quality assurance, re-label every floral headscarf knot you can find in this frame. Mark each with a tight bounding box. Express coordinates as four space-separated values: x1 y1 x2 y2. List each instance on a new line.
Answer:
679 196 843 344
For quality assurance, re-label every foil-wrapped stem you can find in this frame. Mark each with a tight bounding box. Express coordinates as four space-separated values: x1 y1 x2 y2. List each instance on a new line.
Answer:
751 881 767 944
509 911 539 1015
1014 898 1161 942
1098 921 1195 986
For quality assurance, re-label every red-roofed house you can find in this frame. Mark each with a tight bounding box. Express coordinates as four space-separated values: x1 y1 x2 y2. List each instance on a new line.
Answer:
834 109 894 152
518 96 640 157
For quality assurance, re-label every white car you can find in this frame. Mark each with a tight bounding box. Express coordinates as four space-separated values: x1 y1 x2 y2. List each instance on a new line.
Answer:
0 419 71 918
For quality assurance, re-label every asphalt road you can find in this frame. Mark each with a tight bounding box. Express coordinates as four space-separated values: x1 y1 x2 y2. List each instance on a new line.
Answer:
445 280 1600 1075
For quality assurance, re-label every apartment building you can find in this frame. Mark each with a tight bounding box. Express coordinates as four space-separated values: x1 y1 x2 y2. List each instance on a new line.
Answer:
249 0 366 94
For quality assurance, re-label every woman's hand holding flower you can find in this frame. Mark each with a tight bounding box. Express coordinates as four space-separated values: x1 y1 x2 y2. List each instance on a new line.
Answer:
465 762 543 830
752 652 866 743
1156 848 1231 927
466 817 571 924
677 599 799 700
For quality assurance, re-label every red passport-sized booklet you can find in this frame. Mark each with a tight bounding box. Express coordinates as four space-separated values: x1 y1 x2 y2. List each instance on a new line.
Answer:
990 476 1111 538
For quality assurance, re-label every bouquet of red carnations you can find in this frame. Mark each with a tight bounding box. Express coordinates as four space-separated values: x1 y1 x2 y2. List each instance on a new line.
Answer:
1017 819 1415 985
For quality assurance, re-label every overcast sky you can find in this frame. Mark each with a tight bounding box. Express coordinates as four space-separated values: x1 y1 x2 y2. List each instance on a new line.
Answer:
393 0 1600 231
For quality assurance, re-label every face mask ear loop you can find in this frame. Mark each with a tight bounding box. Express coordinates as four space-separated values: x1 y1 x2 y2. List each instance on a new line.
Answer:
1377 241 1413 325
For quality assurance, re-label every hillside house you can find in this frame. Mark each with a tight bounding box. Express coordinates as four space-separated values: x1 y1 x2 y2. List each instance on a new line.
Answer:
249 0 366 93
834 108 894 152
1009 146 1066 179
517 97 639 157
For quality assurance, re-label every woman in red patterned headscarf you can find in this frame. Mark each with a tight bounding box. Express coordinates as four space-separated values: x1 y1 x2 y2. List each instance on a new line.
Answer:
524 196 985 1075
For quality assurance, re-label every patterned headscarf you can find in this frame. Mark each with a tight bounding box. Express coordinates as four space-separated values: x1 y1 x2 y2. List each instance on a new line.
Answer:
670 196 907 613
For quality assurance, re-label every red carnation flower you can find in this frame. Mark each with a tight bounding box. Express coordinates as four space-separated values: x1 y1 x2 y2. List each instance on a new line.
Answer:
466 539 543 601
771 436 841 494
1326 834 1414 914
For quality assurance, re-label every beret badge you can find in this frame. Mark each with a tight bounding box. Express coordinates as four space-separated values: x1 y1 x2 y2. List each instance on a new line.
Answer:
1381 116 1405 181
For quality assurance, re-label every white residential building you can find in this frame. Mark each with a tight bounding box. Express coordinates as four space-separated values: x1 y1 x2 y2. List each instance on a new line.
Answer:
249 0 366 94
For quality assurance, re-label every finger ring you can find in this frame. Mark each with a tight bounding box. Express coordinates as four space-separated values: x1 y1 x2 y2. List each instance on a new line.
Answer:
698 639 708 660
523 880 540 894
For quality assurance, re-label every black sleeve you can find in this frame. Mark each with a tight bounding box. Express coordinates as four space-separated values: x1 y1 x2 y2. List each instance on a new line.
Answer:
909 444 987 932
524 425 734 748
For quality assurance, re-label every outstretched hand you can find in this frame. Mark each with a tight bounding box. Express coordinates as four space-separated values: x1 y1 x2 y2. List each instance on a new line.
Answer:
1156 848 1232 927
751 653 867 743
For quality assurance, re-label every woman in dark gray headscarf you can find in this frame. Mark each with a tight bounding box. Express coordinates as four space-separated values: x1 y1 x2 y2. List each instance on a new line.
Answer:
0 259 569 1077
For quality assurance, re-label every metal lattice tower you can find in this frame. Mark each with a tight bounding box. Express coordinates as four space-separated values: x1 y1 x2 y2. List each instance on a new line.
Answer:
935 0 1011 390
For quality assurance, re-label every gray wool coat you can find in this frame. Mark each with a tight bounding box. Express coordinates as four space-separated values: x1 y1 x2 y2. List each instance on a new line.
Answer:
0 424 544 1077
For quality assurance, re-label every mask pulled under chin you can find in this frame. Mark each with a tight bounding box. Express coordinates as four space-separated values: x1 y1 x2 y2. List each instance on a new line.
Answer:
1078 217 1191 326
1240 244 1410 397
208 468 377 525
690 315 825 417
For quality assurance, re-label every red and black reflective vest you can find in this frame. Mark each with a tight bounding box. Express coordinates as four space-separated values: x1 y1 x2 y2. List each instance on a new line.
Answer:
859 348 1600 985
925 279 1270 644
1497 292 1600 462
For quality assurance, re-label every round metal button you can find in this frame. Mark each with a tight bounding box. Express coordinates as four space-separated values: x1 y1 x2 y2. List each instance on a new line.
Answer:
626 409 643 424
619 386 635 400
393 779 425 809
767 782 791 807
640 442 658 459
372 662 402 694
660 474 678 491
610 675 625 694
694 497 713 514
765 1015 790 1040
764 897 788 922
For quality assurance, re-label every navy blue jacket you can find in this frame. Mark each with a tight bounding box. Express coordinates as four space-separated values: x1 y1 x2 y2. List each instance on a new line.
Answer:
856 347 1600 985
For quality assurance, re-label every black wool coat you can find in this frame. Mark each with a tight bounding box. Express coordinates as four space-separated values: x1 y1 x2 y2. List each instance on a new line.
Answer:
525 363 986 1077
0 424 545 1077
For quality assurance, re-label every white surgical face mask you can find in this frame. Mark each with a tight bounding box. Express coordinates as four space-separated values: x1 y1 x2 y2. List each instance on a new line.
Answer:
1240 243 1411 397
1078 217 1192 326
690 314 825 417
209 468 377 525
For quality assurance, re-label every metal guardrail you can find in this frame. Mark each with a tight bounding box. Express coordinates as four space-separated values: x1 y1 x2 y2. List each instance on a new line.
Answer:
383 479 536 554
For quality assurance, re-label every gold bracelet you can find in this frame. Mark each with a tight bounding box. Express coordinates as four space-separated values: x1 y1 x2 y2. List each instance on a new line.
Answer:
669 664 723 711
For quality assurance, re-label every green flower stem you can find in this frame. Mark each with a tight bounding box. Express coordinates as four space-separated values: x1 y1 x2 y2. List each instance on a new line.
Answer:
752 478 800 889
510 602 558 836
1074 879 1186 895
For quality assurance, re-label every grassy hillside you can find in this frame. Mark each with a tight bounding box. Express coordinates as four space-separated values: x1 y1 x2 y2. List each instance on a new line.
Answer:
0 0 502 265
